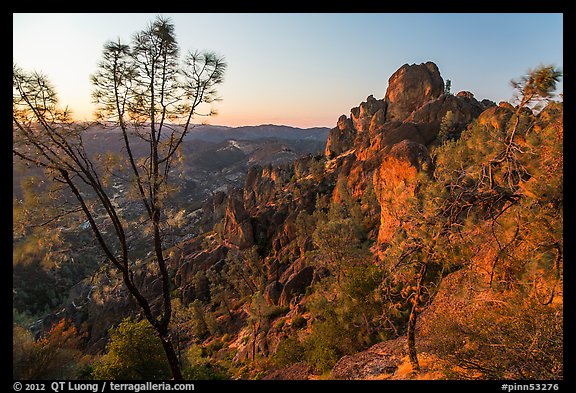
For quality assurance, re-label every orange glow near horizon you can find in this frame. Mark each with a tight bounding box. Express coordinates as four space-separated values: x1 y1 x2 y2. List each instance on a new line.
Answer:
66 102 335 129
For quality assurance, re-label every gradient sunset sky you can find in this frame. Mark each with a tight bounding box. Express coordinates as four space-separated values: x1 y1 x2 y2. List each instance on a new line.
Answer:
13 13 563 128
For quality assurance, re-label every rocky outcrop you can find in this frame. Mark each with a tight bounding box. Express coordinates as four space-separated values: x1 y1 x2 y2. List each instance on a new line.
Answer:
244 165 272 212
223 190 254 249
243 163 296 212
212 191 227 222
232 327 270 363
481 98 497 108
475 102 515 132
331 336 408 379
278 265 314 307
182 61 505 375
261 163 292 185
263 363 313 380
350 95 387 133
403 93 488 144
325 115 356 159
388 139 430 171
324 62 492 209
264 281 284 305
456 90 474 99
380 122 427 147
322 62 495 246
175 244 228 288
384 62 444 122
373 153 421 244
198 190 228 232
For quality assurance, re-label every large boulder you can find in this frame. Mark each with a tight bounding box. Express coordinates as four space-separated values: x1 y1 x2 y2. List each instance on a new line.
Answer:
384 62 444 122
474 102 515 133
331 336 407 379
388 139 430 172
278 266 314 307
380 122 427 147
264 281 284 305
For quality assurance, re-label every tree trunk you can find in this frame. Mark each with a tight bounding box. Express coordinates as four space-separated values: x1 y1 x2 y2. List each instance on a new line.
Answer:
159 333 183 380
251 321 259 363
407 302 420 371
407 262 427 372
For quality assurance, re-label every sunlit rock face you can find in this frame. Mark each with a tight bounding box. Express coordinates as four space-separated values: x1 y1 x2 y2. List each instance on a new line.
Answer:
223 190 254 249
384 61 445 122
403 92 488 144
373 140 429 244
325 115 356 159
351 94 387 133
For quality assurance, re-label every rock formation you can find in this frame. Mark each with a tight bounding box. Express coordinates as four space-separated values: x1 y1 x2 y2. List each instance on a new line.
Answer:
222 189 254 249
384 61 444 122
278 265 314 307
325 115 356 159
323 62 495 244
351 94 387 133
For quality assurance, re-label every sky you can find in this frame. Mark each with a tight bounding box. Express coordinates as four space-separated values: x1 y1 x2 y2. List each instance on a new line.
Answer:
13 13 563 128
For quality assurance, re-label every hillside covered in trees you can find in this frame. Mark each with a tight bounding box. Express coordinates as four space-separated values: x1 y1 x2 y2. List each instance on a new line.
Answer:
13 17 562 381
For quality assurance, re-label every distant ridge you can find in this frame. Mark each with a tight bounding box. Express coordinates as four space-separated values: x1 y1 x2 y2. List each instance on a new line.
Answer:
184 124 330 143
87 123 330 144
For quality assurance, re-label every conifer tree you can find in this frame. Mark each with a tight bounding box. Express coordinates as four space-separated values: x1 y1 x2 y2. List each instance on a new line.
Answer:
13 16 226 380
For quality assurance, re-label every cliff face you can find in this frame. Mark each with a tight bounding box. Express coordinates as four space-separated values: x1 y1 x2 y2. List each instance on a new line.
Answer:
324 115 356 159
373 140 427 244
222 189 254 249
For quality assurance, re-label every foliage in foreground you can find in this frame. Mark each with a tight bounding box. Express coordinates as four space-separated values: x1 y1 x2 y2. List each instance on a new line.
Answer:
13 319 87 379
92 318 172 380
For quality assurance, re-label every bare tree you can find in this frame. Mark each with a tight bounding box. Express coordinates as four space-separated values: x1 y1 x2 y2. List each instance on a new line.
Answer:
13 16 226 380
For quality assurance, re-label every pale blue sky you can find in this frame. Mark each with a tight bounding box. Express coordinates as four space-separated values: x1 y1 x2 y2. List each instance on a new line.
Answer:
13 13 563 128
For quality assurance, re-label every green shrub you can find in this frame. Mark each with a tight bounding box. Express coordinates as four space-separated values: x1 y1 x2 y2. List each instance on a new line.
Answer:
291 315 307 330
92 318 171 380
182 343 229 380
205 340 224 357
302 313 349 373
183 364 228 380
266 305 290 320
303 331 339 373
271 336 305 368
